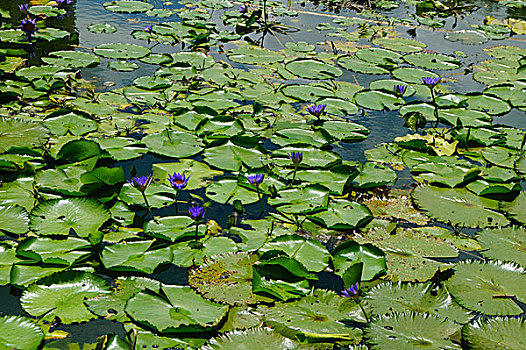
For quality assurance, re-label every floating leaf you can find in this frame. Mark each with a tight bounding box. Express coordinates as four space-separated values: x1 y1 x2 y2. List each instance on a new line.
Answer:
477 227 526 267
125 285 228 333
20 271 111 323
29 198 109 237
42 51 100 68
366 313 461 350
0 315 44 350
412 186 508 228
101 240 171 273
189 253 259 306
308 199 372 230
462 318 526 350
365 282 472 323
285 59 342 80
0 118 49 153
94 43 150 59
103 1 154 13
202 328 299 350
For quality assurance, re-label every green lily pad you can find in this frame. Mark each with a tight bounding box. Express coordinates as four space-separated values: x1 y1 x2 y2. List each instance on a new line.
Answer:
108 60 139 72
0 118 49 153
412 186 508 228
143 130 204 158
125 284 228 333
477 227 526 267
86 276 160 322
227 46 285 65
203 139 266 171
272 147 341 168
16 236 91 266
404 52 461 70
372 37 426 53
202 328 301 350
263 290 364 343
96 137 147 161
307 199 372 230
189 253 259 305
462 318 526 350
103 1 154 13
144 216 195 242
501 192 526 225
365 282 472 323
337 55 390 75
42 51 100 68
268 185 329 214
0 315 44 350
20 271 111 324
354 90 403 110
392 67 439 84
332 240 386 281
206 178 260 205
44 112 97 136
118 183 174 209
94 43 150 59
87 23 117 34
29 5 65 18
259 234 330 272
355 224 457 282
352 162 397 188
445 30 488 45
446 260 526 315
285 59 342 80
0 205 29 235
101 240 171 273
29 198 110 237
366 313 460 350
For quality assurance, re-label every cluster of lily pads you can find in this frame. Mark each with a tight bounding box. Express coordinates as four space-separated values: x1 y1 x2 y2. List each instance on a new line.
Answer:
0 0 524 349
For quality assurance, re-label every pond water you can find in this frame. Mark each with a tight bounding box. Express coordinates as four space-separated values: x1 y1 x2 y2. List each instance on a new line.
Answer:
0 0 525 349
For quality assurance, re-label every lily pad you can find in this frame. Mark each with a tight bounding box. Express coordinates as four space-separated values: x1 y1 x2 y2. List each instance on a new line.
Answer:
477 227 526 267
366 313 460 350
20 271 111 323
41 51 100 68
125 284 228 333
0 118 49 153
0 315 44 350
285 59 342 80
94 43 150 59
189 253 259 305
365 282 472 323
103 1 154 13
29 198 110 237
307 199 372 230
142 130 204 158
412 186 508 228
0 205 29 235
446 260 526 315
462 318 526 350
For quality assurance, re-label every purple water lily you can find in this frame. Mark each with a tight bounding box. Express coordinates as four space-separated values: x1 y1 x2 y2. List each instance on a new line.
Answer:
421 77 440 88
56 0 74 8
289 152 303 167
240 4 248 13
19 3 30 13
168 172 189 190
143 25 153 33
393 85 407 97
128 175 153 193
20 18 37 39
247 174 264 186
307 103 327 118
341 282 359 298
189 204 206 221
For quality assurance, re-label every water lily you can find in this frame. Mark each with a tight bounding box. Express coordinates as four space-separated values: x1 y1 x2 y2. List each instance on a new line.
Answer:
143 25 153 33
341 282 359 298
189 204 206 221
56 0 74 8
289 152 303 185
240 4 248 13
19 3 30 13
394 85 407 97
289 152 303 167
128 175 153 210
168 172 189 190
128 175 153 193
420 77 440 88
20 18 37 39
341 283 369 322
247 174 264 186
307 103 327 119
168 172 189 213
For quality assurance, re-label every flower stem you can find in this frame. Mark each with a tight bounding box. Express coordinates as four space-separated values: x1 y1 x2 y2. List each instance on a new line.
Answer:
195 223 199 241
256 187 264 218
357 301 370 323
174 190 179 214
430 88 439 128
291 166 297 185
141 191 150 212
